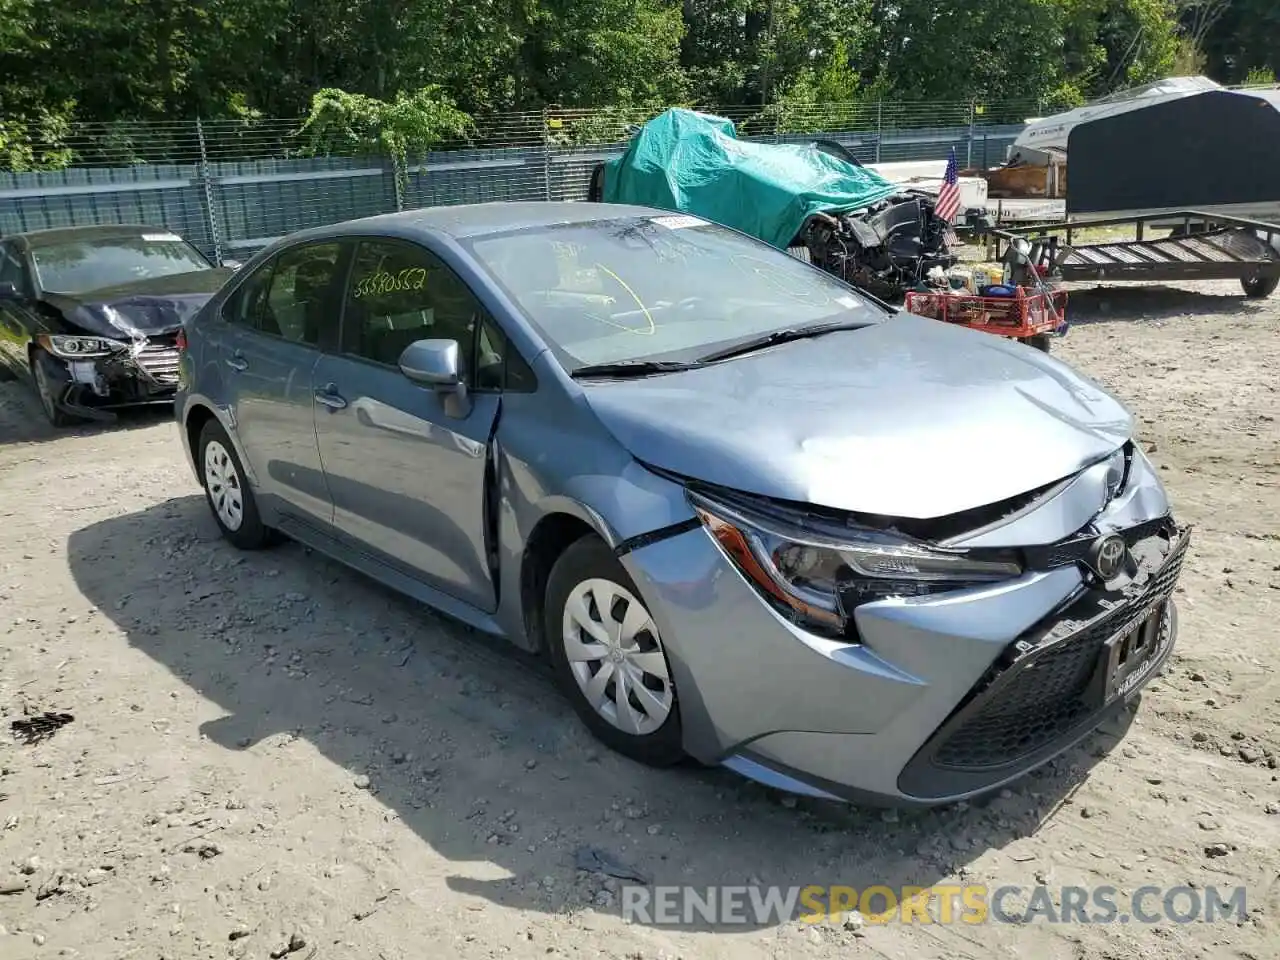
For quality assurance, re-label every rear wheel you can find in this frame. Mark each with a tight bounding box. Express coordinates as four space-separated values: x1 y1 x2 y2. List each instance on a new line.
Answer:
545 535 684 766
198 419 276 549
30 348 77 427
1242 273 1280 299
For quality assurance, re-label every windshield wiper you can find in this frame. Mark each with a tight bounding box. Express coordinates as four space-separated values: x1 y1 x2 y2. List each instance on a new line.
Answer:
570 359 700 379
695 320 868 364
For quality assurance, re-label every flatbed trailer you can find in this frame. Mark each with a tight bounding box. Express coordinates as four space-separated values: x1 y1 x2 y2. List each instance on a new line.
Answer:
980 210 1280 299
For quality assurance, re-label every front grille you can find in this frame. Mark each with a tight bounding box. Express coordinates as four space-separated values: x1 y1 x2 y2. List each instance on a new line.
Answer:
1027 514 1171 570
934 624 1105 768
897 525 1189 798
133 342 180 384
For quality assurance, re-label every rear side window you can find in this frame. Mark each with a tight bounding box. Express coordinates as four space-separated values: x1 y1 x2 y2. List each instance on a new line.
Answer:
263 243 343 346
223 242 343 347
222 263 273 329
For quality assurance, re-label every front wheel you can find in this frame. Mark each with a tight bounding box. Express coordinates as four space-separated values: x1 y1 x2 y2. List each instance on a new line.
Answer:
30 348 78 427
545 535 684 766
1026 333 1052 353
198 419 276 550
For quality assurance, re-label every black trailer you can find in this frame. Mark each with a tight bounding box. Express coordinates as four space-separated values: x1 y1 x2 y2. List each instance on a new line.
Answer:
981 210 1280 299
1067 88 1280 225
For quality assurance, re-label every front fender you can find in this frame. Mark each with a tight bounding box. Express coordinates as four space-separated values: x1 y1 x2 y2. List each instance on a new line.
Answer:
491 404 695 650
545 460 696 548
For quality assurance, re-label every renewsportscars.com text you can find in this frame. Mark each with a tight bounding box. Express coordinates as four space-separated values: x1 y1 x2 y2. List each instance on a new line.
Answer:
621 883 1248 927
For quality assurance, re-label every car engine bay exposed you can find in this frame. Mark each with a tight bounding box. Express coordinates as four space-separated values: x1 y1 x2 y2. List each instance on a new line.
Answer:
791 192 960 301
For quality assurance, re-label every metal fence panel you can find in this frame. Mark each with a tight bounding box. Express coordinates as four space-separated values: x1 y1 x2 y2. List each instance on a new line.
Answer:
0 164 214 253
404 146 551 211
211 157 399 255
0 102 1038 262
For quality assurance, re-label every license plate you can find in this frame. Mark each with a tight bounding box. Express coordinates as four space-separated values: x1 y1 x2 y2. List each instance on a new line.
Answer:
1103 602 1168 703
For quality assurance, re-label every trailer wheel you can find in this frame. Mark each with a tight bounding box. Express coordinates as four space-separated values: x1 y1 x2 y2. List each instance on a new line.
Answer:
1026 334 1052 353
1242 273 1280 299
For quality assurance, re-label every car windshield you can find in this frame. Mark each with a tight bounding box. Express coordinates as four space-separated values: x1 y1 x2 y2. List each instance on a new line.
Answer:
31 234 212 295
466 215 879 370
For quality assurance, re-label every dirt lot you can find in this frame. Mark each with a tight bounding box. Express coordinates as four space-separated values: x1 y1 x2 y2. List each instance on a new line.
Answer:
0 280 1277 960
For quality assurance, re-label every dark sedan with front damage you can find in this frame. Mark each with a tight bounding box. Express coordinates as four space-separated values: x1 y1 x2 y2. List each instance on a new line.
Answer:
0 224 236 426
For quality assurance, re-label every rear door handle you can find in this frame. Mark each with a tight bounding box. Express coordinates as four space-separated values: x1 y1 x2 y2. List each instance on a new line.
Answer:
225 354 248 372
313 385 348 410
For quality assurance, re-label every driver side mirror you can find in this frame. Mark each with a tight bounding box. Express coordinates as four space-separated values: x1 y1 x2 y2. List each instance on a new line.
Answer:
398 338 470 417
0 281 19 301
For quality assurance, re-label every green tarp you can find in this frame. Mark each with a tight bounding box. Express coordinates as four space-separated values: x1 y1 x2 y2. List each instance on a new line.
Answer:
601 108 900 249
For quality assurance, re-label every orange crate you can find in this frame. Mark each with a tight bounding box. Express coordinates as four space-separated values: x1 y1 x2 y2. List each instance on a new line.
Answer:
904 288 1068 339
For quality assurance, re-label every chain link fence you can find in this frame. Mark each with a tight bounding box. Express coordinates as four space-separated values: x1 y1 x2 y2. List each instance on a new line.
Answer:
0 99 1044 263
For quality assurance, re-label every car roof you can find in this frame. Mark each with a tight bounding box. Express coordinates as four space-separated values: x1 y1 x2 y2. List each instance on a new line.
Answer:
292 201 673 244
6 224 186 249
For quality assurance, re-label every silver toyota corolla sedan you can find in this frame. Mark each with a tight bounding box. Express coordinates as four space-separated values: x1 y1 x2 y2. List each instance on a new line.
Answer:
175 201 1188 806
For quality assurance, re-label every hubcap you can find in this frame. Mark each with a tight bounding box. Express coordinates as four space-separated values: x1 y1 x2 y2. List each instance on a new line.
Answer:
562 578 673 735
203 439 245 532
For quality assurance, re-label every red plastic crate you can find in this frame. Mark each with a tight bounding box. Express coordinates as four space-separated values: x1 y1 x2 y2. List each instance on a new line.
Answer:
904 288 1068 339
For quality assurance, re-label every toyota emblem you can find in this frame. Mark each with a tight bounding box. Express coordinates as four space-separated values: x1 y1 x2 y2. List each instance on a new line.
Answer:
1086 534 1128 581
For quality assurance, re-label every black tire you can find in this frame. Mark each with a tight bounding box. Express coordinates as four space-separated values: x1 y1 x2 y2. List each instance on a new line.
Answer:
197 418 276 550
1027 333 1052 353
29 348 78 427
544 535 684 767
1242 273 1280 299
587 163 606 203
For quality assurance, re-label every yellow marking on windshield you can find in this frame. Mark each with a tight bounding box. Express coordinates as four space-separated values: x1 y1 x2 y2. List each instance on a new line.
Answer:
590 263 655 335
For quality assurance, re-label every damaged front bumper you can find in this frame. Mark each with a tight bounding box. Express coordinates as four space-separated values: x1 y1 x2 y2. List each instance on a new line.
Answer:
617 445 1187 806
38 334 181 419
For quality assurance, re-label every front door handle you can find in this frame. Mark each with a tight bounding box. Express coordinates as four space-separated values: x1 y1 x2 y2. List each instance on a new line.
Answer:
313 385 348 410
225 354 248 372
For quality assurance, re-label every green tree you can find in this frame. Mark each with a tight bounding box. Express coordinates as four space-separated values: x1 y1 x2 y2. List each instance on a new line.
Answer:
513 0 686 108
1199 0 1280 84
298 86 474 202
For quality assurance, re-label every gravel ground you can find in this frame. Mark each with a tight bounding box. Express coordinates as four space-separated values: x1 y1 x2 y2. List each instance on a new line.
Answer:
0 280 1277 960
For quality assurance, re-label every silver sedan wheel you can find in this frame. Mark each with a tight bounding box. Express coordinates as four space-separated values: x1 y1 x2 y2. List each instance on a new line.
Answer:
203 439 245 532
561 578 673 736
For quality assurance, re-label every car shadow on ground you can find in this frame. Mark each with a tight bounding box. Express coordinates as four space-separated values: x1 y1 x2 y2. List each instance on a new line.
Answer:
0 381 174 446
67 495 1135 930
1063 284 1273 325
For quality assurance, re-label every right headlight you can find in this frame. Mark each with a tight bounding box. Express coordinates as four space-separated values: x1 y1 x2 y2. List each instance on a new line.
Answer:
38 334 124 359
689 490 1023 638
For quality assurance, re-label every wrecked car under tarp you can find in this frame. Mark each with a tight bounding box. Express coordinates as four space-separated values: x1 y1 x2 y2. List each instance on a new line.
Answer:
588 108 961 300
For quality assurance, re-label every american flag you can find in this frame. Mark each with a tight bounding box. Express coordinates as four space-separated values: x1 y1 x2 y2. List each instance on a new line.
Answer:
935 146 961 225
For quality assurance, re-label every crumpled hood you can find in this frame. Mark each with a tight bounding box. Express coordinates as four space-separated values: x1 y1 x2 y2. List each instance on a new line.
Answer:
580 311 1133 520
43 268 232 339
